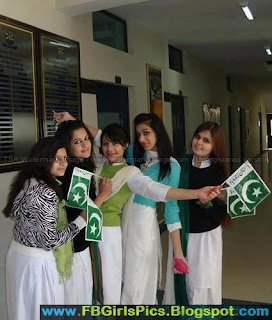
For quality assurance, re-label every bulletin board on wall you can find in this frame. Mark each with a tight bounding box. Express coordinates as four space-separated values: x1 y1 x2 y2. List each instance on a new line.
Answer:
0 15 81 172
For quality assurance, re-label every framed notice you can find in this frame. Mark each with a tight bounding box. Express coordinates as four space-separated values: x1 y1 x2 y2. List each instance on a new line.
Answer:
41 36 81 137
146 64 163 120
0 15 83 172
0 20 38 171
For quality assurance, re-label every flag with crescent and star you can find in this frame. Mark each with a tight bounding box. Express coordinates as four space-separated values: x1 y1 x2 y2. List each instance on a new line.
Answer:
227 187 256 219
67 167 103 242
85 198 103 242
225 161 270 212
67 167 92 209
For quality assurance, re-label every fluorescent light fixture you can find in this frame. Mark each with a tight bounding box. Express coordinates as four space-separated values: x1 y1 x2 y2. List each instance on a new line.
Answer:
239 2 254 20
264 46 272 56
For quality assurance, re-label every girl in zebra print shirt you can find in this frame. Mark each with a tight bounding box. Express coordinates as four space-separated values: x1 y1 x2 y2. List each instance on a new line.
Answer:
3 137 88 320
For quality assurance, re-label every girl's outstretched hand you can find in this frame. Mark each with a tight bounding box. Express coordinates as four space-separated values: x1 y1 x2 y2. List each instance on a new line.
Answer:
54 111 75 123
198 185 221 203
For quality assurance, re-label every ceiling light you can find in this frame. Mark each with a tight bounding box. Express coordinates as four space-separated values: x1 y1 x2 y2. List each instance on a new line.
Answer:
264 46 272 56
239 2 254 20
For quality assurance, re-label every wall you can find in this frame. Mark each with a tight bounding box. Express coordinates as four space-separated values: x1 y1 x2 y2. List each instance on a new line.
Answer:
0 1 267 318
232 79 267 157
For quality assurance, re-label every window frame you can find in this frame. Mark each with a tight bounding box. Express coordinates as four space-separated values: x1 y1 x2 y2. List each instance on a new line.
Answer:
168 44 183 73
92 10 128 53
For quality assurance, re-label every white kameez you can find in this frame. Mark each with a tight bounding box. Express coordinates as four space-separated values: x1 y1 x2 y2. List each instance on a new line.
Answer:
163 226 223 305
64 247 93 304
186 225 223 305
6 240 64 320
121 203 162 305
99 226 122 304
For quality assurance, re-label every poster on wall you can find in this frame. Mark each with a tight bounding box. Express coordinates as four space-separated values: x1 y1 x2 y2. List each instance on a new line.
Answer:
41 36 81 137
0 20 38 170
146 64 163 120
203 103 221 124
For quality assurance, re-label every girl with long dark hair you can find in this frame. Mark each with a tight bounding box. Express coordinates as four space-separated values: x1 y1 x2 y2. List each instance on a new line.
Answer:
164 121 231 305
55 120 111 305
3 137 87 320
121 113 186 304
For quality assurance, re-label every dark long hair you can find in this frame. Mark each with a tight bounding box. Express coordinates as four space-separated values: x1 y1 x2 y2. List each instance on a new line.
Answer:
100 123 130 155
3 137 66 217
55 120 96 173
133 113 172 180
192 121 230 177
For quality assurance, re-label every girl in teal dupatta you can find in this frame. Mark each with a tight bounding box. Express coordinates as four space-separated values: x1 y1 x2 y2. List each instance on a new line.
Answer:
165 122 231 305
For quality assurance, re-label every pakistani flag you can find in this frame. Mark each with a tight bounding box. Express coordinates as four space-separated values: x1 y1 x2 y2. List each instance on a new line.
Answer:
86 198 103 242
225 161 270 212
67 167 92 209
227 187 255 219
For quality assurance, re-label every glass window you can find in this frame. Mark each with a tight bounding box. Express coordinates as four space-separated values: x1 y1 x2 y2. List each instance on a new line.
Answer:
168 45 183 73
92 11 127 52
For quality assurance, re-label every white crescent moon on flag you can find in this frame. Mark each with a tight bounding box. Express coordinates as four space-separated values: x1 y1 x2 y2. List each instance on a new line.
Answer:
72 182 88 206
89 212 102 237
241 179 259 204
230 197 240 215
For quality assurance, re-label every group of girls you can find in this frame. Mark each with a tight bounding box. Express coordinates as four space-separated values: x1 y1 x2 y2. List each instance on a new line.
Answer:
3 110 227 320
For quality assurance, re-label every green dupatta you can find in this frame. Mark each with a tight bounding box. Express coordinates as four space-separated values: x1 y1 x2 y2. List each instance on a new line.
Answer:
53 199 73 283
90 242 104 304
174 154 192 305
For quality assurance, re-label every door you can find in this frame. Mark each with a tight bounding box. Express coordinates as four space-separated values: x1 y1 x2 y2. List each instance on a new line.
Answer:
258 112 263 153
228 106 241 172
267 114 272 149
96 82 129 132
171 94 186 160
239 107 246 162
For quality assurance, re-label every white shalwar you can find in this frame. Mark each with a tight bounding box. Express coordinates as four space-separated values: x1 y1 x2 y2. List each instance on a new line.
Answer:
6 240 64 320
186 225 223 305
121 203 162 304
64 247 93 304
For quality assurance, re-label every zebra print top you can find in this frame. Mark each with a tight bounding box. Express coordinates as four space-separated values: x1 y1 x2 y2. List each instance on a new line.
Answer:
10 178 80 251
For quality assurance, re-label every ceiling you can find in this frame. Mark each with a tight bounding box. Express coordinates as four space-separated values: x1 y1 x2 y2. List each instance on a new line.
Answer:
57 0 272 83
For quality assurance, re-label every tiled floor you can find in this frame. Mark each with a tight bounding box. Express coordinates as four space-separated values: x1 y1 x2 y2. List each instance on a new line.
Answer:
160 152 272 304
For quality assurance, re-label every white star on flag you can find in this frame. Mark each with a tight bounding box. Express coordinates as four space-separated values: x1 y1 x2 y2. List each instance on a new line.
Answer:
90 223 97 234
239 205 247 213
73 192 82 203
252 187 262 198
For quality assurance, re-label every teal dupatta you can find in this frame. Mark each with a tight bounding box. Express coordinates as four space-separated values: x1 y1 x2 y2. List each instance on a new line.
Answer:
174 154 192 305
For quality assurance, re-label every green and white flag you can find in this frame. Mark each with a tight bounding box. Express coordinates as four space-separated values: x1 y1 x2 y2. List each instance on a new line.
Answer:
225 161 270 212
86 198 103 242
67 167 103 242
67 167 92 209
227 187 255 219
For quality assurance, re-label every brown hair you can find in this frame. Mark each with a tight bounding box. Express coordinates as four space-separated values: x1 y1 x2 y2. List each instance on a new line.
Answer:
193 121 230 177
